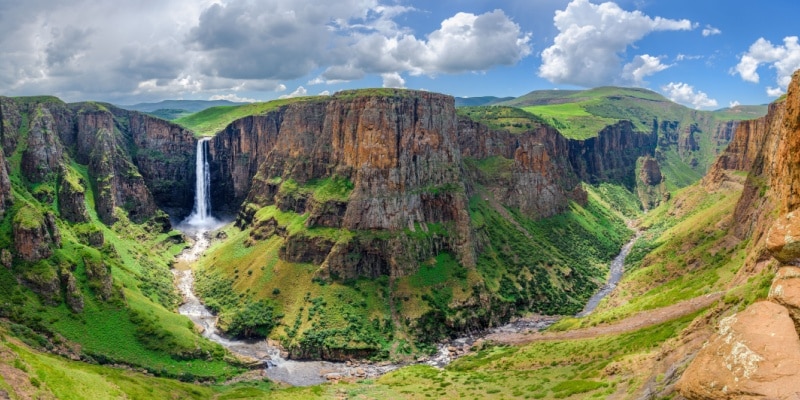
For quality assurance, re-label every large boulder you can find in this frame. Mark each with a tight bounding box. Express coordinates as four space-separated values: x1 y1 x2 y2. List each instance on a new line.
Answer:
766 211 800 264
678 301 800 399
769 266 800 330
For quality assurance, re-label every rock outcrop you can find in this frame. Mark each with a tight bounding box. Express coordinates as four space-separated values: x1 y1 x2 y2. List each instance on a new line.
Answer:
0 144 11 218
766 211 800 265
122 110 196 216
678 302 800 399
38 101 196 223
0 97 22 155
21 106 65 183
12 205 61 263
568 120 658 187
220 91 476 278
57 172 89 223
679 70 800 400
457 116 580 218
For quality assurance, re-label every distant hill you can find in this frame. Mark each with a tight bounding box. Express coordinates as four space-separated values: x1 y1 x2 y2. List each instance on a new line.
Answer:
454 96 514 107
117 99 248 120
119 99 246 113
712 104 770 121
463 86 769 191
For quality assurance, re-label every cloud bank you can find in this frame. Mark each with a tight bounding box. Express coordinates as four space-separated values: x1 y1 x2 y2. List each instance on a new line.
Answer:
0 0 531 103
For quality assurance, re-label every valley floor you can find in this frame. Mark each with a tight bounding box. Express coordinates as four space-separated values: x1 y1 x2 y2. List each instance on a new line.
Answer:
487 292 722 345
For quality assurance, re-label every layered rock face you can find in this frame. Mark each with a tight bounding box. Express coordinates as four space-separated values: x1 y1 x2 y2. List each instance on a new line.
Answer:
568 121 658 187
12 205 61 263
123 110 196 215
62 103 196 223
210 91 665 280
678 71 800 400
223 91 475 278
0 96 198 243
457 116 580 218
0 145 11 218
21 106 65 183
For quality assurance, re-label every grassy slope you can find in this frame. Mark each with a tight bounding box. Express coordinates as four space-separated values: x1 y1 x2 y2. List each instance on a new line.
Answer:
550 175 772 332
194 176 635 357
0 100 240 381
174 97 321 137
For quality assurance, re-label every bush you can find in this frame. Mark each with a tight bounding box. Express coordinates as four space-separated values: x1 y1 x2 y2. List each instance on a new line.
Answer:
227 300 279 339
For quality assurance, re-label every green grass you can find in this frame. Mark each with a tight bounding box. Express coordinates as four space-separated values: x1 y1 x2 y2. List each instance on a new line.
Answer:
464 156 514 182
556 180 752 330
521 103 619 139
457 106 544 134
175 97 321 137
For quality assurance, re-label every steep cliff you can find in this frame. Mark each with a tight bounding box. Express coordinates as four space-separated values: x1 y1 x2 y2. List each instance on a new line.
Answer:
677 71 800 399
567 120 658 187
58 103 196 222
225 91 476 278
0 144 11 218
0 96 225 379
457 115 580 218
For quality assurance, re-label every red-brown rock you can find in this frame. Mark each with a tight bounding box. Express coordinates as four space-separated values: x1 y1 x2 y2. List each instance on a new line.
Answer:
766 211 800 264
678 301 800 399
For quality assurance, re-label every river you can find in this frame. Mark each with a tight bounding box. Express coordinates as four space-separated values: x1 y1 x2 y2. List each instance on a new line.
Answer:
173 228 640 385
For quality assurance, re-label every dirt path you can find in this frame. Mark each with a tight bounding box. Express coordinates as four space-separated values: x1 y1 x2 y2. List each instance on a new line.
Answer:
486 292 722 345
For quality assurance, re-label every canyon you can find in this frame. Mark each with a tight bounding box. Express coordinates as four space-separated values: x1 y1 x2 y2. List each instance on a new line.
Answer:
1 75 796 399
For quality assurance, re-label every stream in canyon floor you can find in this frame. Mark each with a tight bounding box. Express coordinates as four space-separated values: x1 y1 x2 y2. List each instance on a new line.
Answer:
172 136 641 385
171 229 641 385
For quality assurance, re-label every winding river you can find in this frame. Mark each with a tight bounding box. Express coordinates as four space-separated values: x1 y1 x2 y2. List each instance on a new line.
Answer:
174 137 641 385
172 228 640 385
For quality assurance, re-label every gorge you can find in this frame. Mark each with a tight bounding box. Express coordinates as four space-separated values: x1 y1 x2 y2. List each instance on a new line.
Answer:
0 77 794 399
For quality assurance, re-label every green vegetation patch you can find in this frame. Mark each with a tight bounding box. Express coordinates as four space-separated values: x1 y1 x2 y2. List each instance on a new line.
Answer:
457 106 544 134
175 97 322 137
521 103 619 139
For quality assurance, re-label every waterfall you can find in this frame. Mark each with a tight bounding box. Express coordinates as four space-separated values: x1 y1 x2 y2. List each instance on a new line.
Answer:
182 137 219 229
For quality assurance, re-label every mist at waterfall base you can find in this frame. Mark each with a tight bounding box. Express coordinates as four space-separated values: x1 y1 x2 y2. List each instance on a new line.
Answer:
177 138 228 234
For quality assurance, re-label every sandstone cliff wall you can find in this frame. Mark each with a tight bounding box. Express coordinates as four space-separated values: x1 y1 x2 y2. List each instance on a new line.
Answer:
678 71 800 399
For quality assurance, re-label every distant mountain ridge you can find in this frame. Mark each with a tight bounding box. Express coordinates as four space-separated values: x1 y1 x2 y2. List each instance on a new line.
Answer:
118 99 246 113
454 96 514 107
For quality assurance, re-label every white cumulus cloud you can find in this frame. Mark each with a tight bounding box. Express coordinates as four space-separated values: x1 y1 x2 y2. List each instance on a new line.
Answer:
702 25 721 37
734 36 800 96
0 1 530 103
539 0 692 87
622 54 671 86
279 86 308 99
661 82 718 109
729 100 741 107
209 93 258 103
311 9 531 84
381 72 406 88
767 86 785 97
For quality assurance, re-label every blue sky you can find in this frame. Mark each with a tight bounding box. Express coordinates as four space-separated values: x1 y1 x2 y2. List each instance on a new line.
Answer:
1 0 798 109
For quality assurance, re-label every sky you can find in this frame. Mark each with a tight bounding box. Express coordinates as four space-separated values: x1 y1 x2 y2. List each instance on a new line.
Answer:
1 0 799 109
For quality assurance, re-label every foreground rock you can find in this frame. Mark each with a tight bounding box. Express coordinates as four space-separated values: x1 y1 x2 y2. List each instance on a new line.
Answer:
766 211 800 265
677 301 800 399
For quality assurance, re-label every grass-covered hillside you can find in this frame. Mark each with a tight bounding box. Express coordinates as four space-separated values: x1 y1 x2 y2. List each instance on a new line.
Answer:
174 97 323 137
0 97 244 383
460 86 767 192
192 177 636 359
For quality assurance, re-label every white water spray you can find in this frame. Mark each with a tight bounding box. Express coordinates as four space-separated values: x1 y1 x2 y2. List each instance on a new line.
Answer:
181 137 220 230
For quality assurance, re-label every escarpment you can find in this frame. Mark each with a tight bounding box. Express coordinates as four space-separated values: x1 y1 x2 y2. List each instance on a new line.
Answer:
567 120 658 187
678 71 800 399
0 96 197 228
0 142 11 218
221 91 476 278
